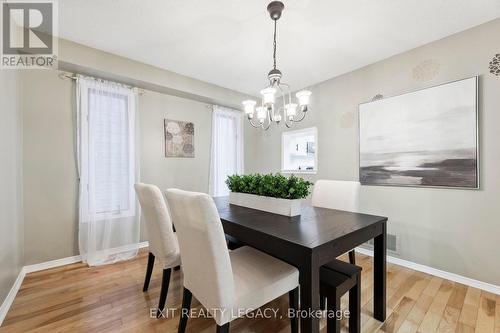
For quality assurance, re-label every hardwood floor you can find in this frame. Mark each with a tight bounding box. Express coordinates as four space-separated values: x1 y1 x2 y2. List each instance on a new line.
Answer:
1 250 498 333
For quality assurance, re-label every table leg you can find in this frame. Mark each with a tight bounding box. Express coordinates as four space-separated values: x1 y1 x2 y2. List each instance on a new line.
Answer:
299 259 320 333
373 222 386 321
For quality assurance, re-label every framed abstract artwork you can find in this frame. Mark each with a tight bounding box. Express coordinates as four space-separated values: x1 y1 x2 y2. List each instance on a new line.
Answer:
164 119 195 158
359 76 478 189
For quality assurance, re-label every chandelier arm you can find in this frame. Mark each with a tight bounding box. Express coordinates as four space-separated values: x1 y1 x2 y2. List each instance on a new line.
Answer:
278 82 293 105
281 87 286 118
293 110 307 122
276 84 287 121
262 107 273 129
262 117 272 130
248 117 263 128
268 105 275 122
280 81 308 122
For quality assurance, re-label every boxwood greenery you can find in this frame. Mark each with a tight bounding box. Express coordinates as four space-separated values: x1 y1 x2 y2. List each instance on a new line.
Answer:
226 173 313 200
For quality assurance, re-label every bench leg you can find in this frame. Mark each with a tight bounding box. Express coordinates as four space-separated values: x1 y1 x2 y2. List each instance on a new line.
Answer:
349 275 361 333
216 323 230 333
348 250 356 265
327 290 341 333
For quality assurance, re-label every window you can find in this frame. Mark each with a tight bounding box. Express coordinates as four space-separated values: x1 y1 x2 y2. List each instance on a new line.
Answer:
281 127 317 173
79 80 137 221
89 89 133 216
209 106 244 197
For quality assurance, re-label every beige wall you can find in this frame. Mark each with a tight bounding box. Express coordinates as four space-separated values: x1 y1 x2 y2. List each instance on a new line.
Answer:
0 71 24 304
22 70 78 264
245 18 500 285
140 91 213 193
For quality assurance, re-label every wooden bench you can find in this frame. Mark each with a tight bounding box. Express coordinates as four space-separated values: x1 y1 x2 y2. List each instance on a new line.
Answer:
320 259 362 333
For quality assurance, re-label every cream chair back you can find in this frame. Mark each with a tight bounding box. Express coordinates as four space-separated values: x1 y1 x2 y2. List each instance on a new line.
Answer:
311 179 360 212
134 183 179 267
165 189 234 311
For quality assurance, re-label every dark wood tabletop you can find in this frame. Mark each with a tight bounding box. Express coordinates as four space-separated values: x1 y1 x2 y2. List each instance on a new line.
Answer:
214 196 388 333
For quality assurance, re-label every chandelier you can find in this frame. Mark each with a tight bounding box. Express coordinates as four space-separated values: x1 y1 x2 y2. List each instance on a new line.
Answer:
242 1 311 130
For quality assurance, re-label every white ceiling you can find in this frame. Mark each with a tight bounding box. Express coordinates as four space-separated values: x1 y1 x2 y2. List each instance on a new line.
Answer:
59 0 500 96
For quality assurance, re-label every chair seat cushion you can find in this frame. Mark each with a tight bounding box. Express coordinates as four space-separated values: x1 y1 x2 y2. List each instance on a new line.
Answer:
213 246 299 325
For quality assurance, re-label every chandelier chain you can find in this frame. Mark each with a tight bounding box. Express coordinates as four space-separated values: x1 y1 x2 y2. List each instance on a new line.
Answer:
273 19 277 70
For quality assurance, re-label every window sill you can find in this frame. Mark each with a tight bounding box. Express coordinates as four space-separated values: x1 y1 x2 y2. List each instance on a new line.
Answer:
281 170 317 175
82 210 136 222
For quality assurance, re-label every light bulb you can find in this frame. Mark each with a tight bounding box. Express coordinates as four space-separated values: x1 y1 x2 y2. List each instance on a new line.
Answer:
285 103 298 118
242 100 256 115
256 106 267 122
296 90 312 106
260 87 276 106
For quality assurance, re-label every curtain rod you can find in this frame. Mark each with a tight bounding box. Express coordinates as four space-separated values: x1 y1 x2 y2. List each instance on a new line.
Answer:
58 72 146 95
57 67 244 110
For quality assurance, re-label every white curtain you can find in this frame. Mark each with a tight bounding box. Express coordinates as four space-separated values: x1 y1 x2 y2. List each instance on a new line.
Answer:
209 105 244 197
76 75 141 266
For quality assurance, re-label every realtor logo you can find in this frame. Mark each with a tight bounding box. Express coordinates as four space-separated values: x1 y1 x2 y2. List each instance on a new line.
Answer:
1 0 58 69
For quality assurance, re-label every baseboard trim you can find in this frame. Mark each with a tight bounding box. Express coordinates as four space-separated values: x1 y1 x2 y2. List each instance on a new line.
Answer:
0 241 149 326
23 241 150 273
23 255 82 274
355 246 500 295
0 268 25 326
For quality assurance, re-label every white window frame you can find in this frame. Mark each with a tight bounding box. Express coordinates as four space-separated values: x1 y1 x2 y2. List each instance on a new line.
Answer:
79 82 136 223
281 127 318 174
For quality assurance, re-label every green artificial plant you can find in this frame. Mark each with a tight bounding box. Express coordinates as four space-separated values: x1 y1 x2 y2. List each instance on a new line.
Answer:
226 173 313 200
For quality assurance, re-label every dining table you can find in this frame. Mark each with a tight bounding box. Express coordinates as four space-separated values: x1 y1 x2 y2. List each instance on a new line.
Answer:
214 196 388 333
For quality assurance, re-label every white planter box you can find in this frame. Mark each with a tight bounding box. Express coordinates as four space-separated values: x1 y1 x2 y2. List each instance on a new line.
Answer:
229 192 302 217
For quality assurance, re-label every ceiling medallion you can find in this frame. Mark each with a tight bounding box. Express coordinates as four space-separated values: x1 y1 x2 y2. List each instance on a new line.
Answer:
242 1 311 130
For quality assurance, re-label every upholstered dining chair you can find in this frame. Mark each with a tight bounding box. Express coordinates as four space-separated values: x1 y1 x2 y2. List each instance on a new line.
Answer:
134 183 181 317
311 180 361 264
165 189 300 333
